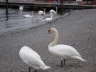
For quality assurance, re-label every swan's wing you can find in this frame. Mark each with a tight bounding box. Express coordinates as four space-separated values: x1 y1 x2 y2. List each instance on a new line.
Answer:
49 44 81 57
19 46 41 59
21 51 45 69
19 46 46 69
30 49 41 59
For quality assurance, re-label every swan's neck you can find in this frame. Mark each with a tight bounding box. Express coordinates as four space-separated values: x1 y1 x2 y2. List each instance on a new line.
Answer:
49 29 59 47
50 13 53 19
56 6 58 13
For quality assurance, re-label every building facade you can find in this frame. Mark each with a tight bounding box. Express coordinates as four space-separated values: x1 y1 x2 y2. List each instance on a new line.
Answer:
0 0 96 5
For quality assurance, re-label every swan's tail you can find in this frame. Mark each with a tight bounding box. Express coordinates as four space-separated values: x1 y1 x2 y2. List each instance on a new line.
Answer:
42 65 51 70
73 56 86 62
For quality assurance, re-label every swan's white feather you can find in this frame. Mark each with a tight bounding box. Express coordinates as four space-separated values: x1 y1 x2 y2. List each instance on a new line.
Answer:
42 17 52 22
49 44 81 57
48 27 86 62
19 45 50 70
38 10 44 15
49 44 85 61
23 14 32 18
19 6 23 11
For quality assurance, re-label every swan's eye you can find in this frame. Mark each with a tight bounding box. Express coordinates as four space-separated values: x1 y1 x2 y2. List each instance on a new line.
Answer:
48 29 51 33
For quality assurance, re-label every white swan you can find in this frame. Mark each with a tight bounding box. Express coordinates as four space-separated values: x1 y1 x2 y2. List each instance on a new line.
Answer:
48 27 86 67
41 9 57 23
19 6 24 15
19 46 50 72
19 6 32 18
41 11 53 23
38 10 46 20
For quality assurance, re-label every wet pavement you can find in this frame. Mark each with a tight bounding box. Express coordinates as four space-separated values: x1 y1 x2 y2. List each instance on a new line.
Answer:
0 9 96 72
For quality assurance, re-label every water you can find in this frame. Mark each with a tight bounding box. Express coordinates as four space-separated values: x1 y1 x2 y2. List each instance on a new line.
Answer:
0 8 59 33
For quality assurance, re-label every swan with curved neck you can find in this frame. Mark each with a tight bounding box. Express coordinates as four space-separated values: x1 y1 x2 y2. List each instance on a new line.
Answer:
41 12 53 23
48 27 86 67
19 46 50 72
50 9 57 15
48 27 59 47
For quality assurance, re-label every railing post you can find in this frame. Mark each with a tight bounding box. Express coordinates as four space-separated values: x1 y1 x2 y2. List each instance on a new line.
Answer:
5 0 8 21
58 0 64 15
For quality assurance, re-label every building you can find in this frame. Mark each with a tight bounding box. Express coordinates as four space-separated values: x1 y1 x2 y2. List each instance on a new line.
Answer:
0 0 96 5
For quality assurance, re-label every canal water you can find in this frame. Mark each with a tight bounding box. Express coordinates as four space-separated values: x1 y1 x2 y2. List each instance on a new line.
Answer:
0 8 59 33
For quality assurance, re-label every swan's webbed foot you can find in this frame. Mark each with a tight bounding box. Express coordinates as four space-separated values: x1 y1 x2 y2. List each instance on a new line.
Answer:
28 67 31 72
28 67 37 72
63 59 66 65
60 59 66 67
60 60 64 67
34 70 37 72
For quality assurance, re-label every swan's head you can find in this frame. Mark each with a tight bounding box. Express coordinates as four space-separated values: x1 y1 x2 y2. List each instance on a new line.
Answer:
38 10 44 15
48 27 57 34
19 6 23 10
50 9 56 14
